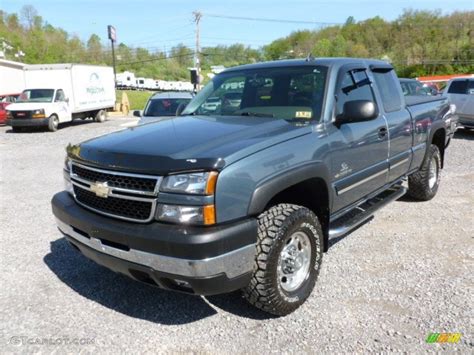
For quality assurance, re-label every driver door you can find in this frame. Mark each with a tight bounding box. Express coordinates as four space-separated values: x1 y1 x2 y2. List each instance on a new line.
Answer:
54 89 70 121
328 64 389 212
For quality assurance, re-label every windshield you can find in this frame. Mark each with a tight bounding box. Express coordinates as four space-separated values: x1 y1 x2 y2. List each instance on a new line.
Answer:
400 81 430 96
183 65 328 121
143 98 191 117
17 89 55 103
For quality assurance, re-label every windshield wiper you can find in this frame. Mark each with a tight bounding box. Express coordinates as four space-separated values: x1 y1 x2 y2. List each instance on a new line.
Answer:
240 111 274 118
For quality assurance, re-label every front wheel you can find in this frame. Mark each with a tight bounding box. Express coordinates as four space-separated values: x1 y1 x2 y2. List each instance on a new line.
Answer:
243 204 323 316
407 144 441 201
48 114 59 132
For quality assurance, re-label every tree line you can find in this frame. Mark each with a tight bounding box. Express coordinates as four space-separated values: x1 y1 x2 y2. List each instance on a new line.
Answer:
0 6 472 81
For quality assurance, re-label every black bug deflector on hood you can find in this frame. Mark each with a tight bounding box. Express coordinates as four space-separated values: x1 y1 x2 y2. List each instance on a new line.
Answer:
67 115 312 175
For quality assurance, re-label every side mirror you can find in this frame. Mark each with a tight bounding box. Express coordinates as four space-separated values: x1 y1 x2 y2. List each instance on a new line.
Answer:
335 100 378 126
133 110 142 117
65 97 69 104
175 103 186 116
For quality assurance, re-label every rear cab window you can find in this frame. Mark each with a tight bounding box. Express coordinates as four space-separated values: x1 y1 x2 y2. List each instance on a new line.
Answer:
372 70 402 112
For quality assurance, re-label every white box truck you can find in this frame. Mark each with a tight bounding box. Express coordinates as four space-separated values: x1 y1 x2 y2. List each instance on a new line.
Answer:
6 63 116 132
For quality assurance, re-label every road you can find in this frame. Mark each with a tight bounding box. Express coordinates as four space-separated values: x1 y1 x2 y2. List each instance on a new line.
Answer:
1 118 472 352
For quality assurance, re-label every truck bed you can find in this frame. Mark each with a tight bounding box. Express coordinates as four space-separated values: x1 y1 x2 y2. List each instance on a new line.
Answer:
405 95 445 107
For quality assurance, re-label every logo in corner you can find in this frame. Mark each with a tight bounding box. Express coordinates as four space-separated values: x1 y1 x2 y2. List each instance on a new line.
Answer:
90 181 110 198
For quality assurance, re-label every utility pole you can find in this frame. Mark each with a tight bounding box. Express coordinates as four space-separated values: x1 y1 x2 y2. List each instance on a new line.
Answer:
107 25 117 86
193 11 202 90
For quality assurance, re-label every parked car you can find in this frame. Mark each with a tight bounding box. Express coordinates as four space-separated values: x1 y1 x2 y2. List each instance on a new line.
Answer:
0 93 20 124
53 58 456 316
444 78 474 129
134 92 193 125
399 78 438 96
6 64 115 132
201 96 221 112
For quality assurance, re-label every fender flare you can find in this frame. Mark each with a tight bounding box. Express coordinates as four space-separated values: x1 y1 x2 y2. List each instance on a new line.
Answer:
427 120 447 167
247 162 332 216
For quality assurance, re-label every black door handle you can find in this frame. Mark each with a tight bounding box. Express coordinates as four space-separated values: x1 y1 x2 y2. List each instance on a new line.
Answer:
378 127 388 139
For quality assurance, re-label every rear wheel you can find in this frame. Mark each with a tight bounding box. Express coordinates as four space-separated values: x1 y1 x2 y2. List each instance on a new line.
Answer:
94 110 106 123
243 204 323 316
48 114 59 132
407 144 441 201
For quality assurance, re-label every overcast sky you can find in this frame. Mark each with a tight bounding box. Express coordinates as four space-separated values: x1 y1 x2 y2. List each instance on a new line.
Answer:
2 0 473 50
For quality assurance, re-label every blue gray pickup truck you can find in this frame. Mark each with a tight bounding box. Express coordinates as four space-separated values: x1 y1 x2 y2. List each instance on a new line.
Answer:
52 58 457 316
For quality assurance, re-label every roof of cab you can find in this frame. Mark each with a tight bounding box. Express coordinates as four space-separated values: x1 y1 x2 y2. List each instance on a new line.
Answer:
222 58 392 73
150 91 193 99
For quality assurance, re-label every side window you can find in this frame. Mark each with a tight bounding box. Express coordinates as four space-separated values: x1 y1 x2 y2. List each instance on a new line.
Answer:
468 80 474 95
336 69 375 116
55 90 65 102
448 81 468 94
372 71 402 112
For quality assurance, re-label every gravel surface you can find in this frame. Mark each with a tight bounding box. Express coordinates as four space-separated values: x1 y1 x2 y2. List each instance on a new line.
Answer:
0 119 472 353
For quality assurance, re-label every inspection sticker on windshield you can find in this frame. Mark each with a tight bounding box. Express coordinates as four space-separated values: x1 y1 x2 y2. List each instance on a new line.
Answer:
295 111 312 119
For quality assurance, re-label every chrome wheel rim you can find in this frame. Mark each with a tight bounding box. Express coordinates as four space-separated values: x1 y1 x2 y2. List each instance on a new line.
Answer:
428 157 438 189
277 231 312 292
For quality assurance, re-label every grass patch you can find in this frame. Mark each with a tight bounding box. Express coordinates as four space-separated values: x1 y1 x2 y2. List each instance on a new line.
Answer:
116 90 153 111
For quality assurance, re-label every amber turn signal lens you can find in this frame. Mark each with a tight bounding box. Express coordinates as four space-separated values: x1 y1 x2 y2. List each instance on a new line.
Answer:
205 171 218 195
203 204 216 225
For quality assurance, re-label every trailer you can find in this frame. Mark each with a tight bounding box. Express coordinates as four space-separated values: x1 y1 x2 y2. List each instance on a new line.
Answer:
0 59 26 95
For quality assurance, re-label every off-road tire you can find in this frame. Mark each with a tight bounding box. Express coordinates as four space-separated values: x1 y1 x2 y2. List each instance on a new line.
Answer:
95 109 106 123
407 144 441 201
48 114 59 132
243 204 323 316
11 127 22 133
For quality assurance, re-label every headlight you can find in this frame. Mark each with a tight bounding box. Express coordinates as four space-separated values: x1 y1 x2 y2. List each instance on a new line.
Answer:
160 171 218 195
6 111 13 119
157 171 218 225
32 109 46 119
156 204 215 225
63 157 73 194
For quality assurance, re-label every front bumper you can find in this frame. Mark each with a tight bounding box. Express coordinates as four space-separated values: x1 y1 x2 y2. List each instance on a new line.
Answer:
7 118 49 127
52 191 257 295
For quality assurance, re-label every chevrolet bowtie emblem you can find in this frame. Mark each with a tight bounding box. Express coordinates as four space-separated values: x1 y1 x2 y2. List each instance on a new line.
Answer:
90 181 110 198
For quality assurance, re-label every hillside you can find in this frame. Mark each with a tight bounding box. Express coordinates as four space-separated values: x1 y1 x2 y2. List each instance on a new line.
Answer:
0 6 472 80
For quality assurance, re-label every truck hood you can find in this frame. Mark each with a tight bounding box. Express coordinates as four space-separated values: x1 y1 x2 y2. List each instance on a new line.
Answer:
68 115 313 174
6 102 52 111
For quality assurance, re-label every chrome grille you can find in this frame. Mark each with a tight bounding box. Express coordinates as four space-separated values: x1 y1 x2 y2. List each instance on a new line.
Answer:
69 162 161 222
72 164 157 193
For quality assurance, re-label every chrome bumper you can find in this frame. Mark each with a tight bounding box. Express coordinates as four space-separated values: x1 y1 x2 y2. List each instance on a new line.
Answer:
56 218 255 279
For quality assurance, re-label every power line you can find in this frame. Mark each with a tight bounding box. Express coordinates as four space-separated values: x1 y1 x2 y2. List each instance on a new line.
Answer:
204 13 343 26
118 52 196 66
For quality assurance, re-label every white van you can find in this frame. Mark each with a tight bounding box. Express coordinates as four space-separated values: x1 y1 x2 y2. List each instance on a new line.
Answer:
445 78 474 129
6 64 115 132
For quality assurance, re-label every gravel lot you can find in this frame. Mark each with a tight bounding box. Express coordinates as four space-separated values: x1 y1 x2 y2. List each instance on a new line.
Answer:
0 118 472 353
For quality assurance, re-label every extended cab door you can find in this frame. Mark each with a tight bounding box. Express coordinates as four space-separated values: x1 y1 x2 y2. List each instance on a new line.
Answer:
329 64 389 212
371 66 412 182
